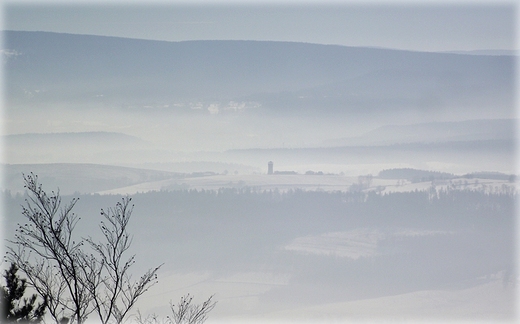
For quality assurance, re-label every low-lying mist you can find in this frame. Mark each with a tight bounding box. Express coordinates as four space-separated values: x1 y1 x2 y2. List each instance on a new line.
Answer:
3 183 516 321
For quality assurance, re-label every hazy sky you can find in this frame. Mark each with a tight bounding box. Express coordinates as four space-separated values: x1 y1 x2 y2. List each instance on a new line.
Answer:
3 1 517 52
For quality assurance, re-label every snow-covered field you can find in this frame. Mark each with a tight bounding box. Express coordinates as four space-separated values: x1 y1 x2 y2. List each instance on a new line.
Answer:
130 222 516 323
136 267 516 323
222 275 516 323
96 174 361 194
283 228 454 259
96 173 517 196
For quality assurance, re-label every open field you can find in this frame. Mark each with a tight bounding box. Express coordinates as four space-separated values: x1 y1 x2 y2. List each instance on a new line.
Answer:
97 173 517 195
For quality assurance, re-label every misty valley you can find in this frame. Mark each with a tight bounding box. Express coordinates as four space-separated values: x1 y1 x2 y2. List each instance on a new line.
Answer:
2 30 517 322
2 169 517 321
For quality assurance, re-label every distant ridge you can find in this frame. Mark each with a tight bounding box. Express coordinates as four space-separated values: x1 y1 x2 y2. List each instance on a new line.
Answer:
2 162 181 195
322 119 517 147
227 139 514 153
443 49 517 56
4 30 514 118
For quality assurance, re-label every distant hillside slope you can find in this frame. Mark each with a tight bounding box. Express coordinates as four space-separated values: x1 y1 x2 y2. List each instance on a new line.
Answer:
323 119 517 146
2 163 182 195
4 31 514 118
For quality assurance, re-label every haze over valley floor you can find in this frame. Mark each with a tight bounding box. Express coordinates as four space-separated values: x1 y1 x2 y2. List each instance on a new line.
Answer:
2 29 517 323
3 166 516 322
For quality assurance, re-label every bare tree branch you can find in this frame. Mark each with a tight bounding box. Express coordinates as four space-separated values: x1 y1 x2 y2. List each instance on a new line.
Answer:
169 295 216 324
6 173 92 323
83 197 162 324
6 174 163 324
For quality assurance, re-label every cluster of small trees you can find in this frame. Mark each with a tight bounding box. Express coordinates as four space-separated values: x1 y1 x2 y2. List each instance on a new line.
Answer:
2 174 215 323
348 174 373 192
1 262 46 322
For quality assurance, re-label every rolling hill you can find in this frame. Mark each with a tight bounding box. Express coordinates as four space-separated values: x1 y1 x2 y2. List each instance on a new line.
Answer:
4 31 514 119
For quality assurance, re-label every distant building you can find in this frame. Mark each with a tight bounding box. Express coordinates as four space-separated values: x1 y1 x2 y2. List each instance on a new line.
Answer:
268 161 273 175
